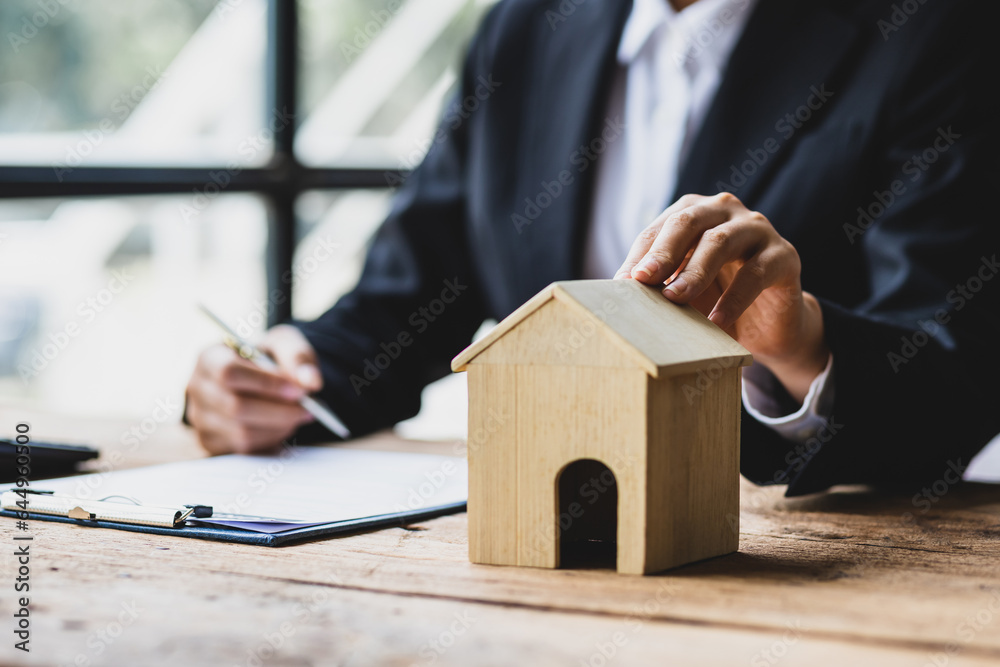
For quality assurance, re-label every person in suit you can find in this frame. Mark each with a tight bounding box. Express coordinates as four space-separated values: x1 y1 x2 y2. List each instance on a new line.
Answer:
185 0 1000 496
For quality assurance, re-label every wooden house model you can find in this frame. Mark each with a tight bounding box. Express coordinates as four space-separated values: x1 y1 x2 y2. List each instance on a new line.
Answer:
451 279 752 574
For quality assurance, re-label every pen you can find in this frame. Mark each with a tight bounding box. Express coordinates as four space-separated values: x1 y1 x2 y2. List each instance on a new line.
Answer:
197 304 351 440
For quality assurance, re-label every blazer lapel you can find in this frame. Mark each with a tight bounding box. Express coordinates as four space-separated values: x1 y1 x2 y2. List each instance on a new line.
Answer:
673 0 859 203
514 0 633 285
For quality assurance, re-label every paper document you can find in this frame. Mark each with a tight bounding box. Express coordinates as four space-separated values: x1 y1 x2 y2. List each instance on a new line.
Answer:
30 447 467 534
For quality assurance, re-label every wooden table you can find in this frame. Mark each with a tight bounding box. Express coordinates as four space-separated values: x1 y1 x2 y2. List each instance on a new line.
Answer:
3 410 1000 666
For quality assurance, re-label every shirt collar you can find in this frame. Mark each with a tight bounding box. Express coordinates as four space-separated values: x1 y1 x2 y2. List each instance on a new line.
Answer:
617 0 675 64
617 0 759 67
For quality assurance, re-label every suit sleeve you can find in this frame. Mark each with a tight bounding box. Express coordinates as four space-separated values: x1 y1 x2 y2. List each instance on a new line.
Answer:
289 22 498 441
741 3 1000 495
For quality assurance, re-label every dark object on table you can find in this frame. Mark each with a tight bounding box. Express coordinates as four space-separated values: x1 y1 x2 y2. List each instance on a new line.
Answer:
0 438 99 483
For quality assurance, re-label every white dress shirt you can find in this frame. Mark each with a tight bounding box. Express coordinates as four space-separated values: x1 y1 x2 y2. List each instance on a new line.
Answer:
582 0 835 443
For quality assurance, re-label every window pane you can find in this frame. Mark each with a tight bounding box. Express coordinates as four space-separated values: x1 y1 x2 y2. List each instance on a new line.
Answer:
297 0 497 168
293 188 393 320
0 0 269 167
0 194 267 418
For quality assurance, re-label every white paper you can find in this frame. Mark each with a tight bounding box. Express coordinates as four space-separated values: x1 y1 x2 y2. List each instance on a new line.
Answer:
30 446 468 533
964 433 1000 483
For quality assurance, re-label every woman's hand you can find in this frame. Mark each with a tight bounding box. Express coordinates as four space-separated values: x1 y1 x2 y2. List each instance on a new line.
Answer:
615 192 829 403
185 325 322 454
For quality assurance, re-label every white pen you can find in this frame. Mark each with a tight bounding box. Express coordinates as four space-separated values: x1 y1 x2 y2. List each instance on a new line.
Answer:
198 304 351 440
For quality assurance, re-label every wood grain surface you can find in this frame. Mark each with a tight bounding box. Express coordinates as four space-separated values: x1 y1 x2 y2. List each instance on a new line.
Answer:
2 409 999 667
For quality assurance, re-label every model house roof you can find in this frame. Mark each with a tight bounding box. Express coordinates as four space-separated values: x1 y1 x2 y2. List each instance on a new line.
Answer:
451 279 753 378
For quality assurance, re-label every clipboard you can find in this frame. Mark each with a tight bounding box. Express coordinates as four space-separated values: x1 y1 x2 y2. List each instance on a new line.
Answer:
1 489 199 528
0 501 466 546
1 446 468 546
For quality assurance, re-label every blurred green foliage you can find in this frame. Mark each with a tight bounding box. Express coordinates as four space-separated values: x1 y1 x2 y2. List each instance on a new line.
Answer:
0 0 493 137
0 0 217 132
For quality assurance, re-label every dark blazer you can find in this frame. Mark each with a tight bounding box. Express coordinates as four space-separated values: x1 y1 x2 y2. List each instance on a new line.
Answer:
296 0 1000 495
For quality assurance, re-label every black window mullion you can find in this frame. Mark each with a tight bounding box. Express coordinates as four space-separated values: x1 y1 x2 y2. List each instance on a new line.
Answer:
0 166 391 199
264 0 299 326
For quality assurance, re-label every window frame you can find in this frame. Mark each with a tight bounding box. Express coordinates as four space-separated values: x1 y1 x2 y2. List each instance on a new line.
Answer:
0 0 396 326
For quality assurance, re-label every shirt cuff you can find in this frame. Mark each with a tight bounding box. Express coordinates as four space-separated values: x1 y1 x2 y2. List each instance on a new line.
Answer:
741 354 835 443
